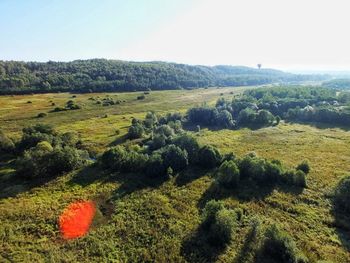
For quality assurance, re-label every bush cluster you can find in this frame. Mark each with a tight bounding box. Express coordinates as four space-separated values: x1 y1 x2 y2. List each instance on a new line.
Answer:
0 130 15 154
333 175 350 215
14 125 88 179
201 200 241 246
258 224 308 263
216 153 309 188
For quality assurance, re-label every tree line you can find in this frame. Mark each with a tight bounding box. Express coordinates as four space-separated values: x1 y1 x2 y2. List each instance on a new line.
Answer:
0 59 327 94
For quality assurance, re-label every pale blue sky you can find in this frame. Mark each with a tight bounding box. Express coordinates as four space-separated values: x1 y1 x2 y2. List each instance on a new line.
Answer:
1 0 349 70
0 0 192 61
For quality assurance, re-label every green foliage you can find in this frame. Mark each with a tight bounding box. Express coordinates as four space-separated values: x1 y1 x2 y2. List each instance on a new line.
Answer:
322 79 350 90
296 160 310 174
101 145 149 173
150 133 167 150
238 153 305 187
16 144 88 179
128 123 144 139
202 200 238 247
202 200 225 227
216 160 240 188
66 100 81 110
172 133 200 163
145 153 166 178
0 130 15 153
100 146 129 171
293 170 307 187
160 144 189 173
137 94 146 100
207 208 237 246
258 224 307 263
17 124 57 151
0 60 322 94
333 175 350 214
198 145 222 168
238 154 266 182
155 124 174 137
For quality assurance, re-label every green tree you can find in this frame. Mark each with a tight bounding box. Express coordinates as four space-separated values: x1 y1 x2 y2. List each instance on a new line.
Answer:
161 144 189 172
198 145 222 168
216 160 240 188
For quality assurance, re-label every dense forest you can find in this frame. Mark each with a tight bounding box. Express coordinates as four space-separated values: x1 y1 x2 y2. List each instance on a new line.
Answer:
0 59 328 94
322 78 350 90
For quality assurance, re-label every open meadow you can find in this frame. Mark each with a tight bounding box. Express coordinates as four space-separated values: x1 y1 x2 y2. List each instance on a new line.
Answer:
1 87 350 262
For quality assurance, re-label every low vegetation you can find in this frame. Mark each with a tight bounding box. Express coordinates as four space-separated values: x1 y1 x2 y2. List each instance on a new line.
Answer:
1 86 350 262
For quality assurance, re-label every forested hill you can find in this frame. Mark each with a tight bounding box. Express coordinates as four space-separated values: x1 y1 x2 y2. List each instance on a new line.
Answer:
0 59 327 94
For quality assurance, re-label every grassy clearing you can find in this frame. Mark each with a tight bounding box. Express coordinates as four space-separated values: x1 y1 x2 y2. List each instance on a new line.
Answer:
1 87 350 262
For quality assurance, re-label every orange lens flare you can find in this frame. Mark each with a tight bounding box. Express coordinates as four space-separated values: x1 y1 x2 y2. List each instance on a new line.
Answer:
59 200 96 239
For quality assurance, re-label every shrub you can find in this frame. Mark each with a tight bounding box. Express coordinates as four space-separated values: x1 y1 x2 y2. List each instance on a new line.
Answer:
237 107 256 125
202 200 237 247
258 224 307 263
23 124 55 135
216 110 235 128
123 151 149 172
202 200 225 227
172 134 200 163
264 160 283 182
17 145 88 179
160 144 189 172
255 109 275 126
296 160 310 174
333 175 350 214
100 146 128 171
137 95 145 100
128 123 144 139
198 145 222 168
155 125 174 137
143 112 158 128
275 115 281 125
100 146 148 173
187 106 219 126
208 208 237 246
46 146 88 175
145 153 166 178
61 132 80 147
0 130 15 153
293 170 307 187
36 141 53 152
216 160 240 188
150 134 167 150
17 124 57 151
37 112 47 118
238 155 266 182
53 107 66 112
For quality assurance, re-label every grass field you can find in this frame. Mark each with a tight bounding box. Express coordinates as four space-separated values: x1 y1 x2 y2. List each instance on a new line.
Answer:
1 87 350 262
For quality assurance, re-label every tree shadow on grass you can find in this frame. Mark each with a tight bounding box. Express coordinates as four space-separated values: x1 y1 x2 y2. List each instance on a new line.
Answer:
284 120 350 132
234 223 260 263
0 155 51 199
331 203 350 252
108 134 129 147
68 164 168 200
180 224 228 263
175 167 210 187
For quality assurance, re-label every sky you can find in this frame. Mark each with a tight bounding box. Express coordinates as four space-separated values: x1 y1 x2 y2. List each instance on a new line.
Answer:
1 0 350 70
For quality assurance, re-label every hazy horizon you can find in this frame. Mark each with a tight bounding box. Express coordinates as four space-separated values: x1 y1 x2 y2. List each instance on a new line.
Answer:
1 0 349 71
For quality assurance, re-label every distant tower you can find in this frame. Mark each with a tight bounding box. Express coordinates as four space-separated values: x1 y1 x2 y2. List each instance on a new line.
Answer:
257 64 262 69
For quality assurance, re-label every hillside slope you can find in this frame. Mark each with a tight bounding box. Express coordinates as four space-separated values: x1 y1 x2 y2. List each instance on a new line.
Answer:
0 59 326 94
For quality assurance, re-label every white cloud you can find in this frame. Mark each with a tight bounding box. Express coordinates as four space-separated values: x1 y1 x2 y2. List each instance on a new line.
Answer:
117 0 350 70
